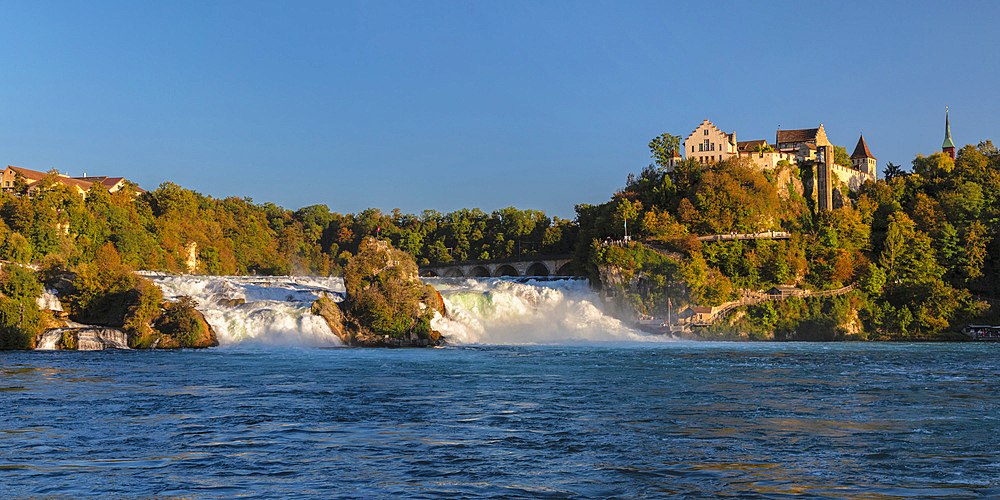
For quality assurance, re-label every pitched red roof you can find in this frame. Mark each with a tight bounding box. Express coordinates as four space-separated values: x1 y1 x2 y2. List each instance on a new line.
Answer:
850 134 875 159
6 165 50 181
776 128 820 144
101 177 126 189
6 166 93 191
737 140 768 153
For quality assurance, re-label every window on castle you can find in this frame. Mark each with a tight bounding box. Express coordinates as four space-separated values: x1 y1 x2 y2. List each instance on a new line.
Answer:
711 143 716 151
704 129 709 135
699 144 703 152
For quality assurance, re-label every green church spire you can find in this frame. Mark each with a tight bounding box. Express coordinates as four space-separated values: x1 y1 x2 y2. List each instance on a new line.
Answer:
942 109 955 150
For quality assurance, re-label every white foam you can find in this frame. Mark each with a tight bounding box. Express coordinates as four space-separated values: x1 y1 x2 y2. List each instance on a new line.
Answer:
149 275 345 346
428 278 668 345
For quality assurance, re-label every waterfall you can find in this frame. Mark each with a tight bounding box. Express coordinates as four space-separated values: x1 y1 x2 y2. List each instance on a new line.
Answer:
36 289 63 312
75 327 130 350
148 275 346 346
427 278 667 344
36 330 62 350
141 274 665 346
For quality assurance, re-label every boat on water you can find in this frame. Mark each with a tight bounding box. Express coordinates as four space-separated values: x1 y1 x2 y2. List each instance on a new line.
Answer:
962 325 1000 341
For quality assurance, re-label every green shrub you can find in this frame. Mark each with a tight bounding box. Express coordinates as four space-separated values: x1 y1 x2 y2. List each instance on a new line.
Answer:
0 296 43 349
1 265 42 302
154 297 204 346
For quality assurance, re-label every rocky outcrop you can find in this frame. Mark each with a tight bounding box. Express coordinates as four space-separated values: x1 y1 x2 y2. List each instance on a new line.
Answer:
322 237 446 347
311 296 350 343
147 300 219 348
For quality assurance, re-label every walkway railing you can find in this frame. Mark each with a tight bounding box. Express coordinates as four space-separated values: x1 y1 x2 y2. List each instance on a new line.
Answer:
685 283 856 327
696 231 791 242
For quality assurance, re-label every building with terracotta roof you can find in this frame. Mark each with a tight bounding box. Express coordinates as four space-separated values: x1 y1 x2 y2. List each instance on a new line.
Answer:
776 125 832 163
0 166 138 197
736 139 768 153
71 175 138 193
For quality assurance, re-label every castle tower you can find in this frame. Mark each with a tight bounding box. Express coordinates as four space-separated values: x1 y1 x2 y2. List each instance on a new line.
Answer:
942 109 956 160
850 133 876 176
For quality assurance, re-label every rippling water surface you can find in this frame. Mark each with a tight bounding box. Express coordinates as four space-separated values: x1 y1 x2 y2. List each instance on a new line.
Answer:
2 342 999 498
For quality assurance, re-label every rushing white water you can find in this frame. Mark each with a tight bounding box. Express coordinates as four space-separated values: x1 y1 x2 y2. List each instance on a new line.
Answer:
35 322 129 350
142 274 663 346
36 289 63 312
147 274 346 346
427 278 666 344
36 330 62 350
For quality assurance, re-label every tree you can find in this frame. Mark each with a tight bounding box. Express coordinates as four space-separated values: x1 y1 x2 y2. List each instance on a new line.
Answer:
861 263 886 296
879 216 905 279
833 145 851 167
13 172 29 196
0 265 42 302
649 133 682 171
883 161 905 181
912 152 955 180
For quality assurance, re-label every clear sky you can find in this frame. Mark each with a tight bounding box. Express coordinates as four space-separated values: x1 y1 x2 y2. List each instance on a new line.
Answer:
1 1 997 218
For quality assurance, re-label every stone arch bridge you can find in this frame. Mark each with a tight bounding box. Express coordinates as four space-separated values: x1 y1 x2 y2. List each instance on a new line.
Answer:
419 255 573 278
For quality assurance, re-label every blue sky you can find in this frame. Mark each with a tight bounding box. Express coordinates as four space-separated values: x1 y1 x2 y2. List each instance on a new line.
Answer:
1 1 997 218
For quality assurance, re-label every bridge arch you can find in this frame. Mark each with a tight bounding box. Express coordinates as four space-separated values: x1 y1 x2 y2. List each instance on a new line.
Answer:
442 268 465 278
420 270 439 277
556 262 573 275
525 262 549 276
494 265 518 277
469 265 491 277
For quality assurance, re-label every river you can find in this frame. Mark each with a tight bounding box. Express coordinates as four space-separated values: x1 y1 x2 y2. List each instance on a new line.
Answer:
3 277 998 497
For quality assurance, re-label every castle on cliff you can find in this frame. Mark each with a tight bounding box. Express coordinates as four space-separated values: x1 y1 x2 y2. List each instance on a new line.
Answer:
669 119 877 210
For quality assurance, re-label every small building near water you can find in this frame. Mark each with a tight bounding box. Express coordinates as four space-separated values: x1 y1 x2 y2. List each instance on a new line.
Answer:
678 305 719 324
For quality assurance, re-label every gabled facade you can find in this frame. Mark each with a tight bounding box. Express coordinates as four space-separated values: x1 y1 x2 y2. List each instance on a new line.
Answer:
776 125 831 163
684 119 737 165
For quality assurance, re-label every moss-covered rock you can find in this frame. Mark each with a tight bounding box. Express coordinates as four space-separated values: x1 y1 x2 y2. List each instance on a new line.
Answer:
330 237 445 347
148 297 219 348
